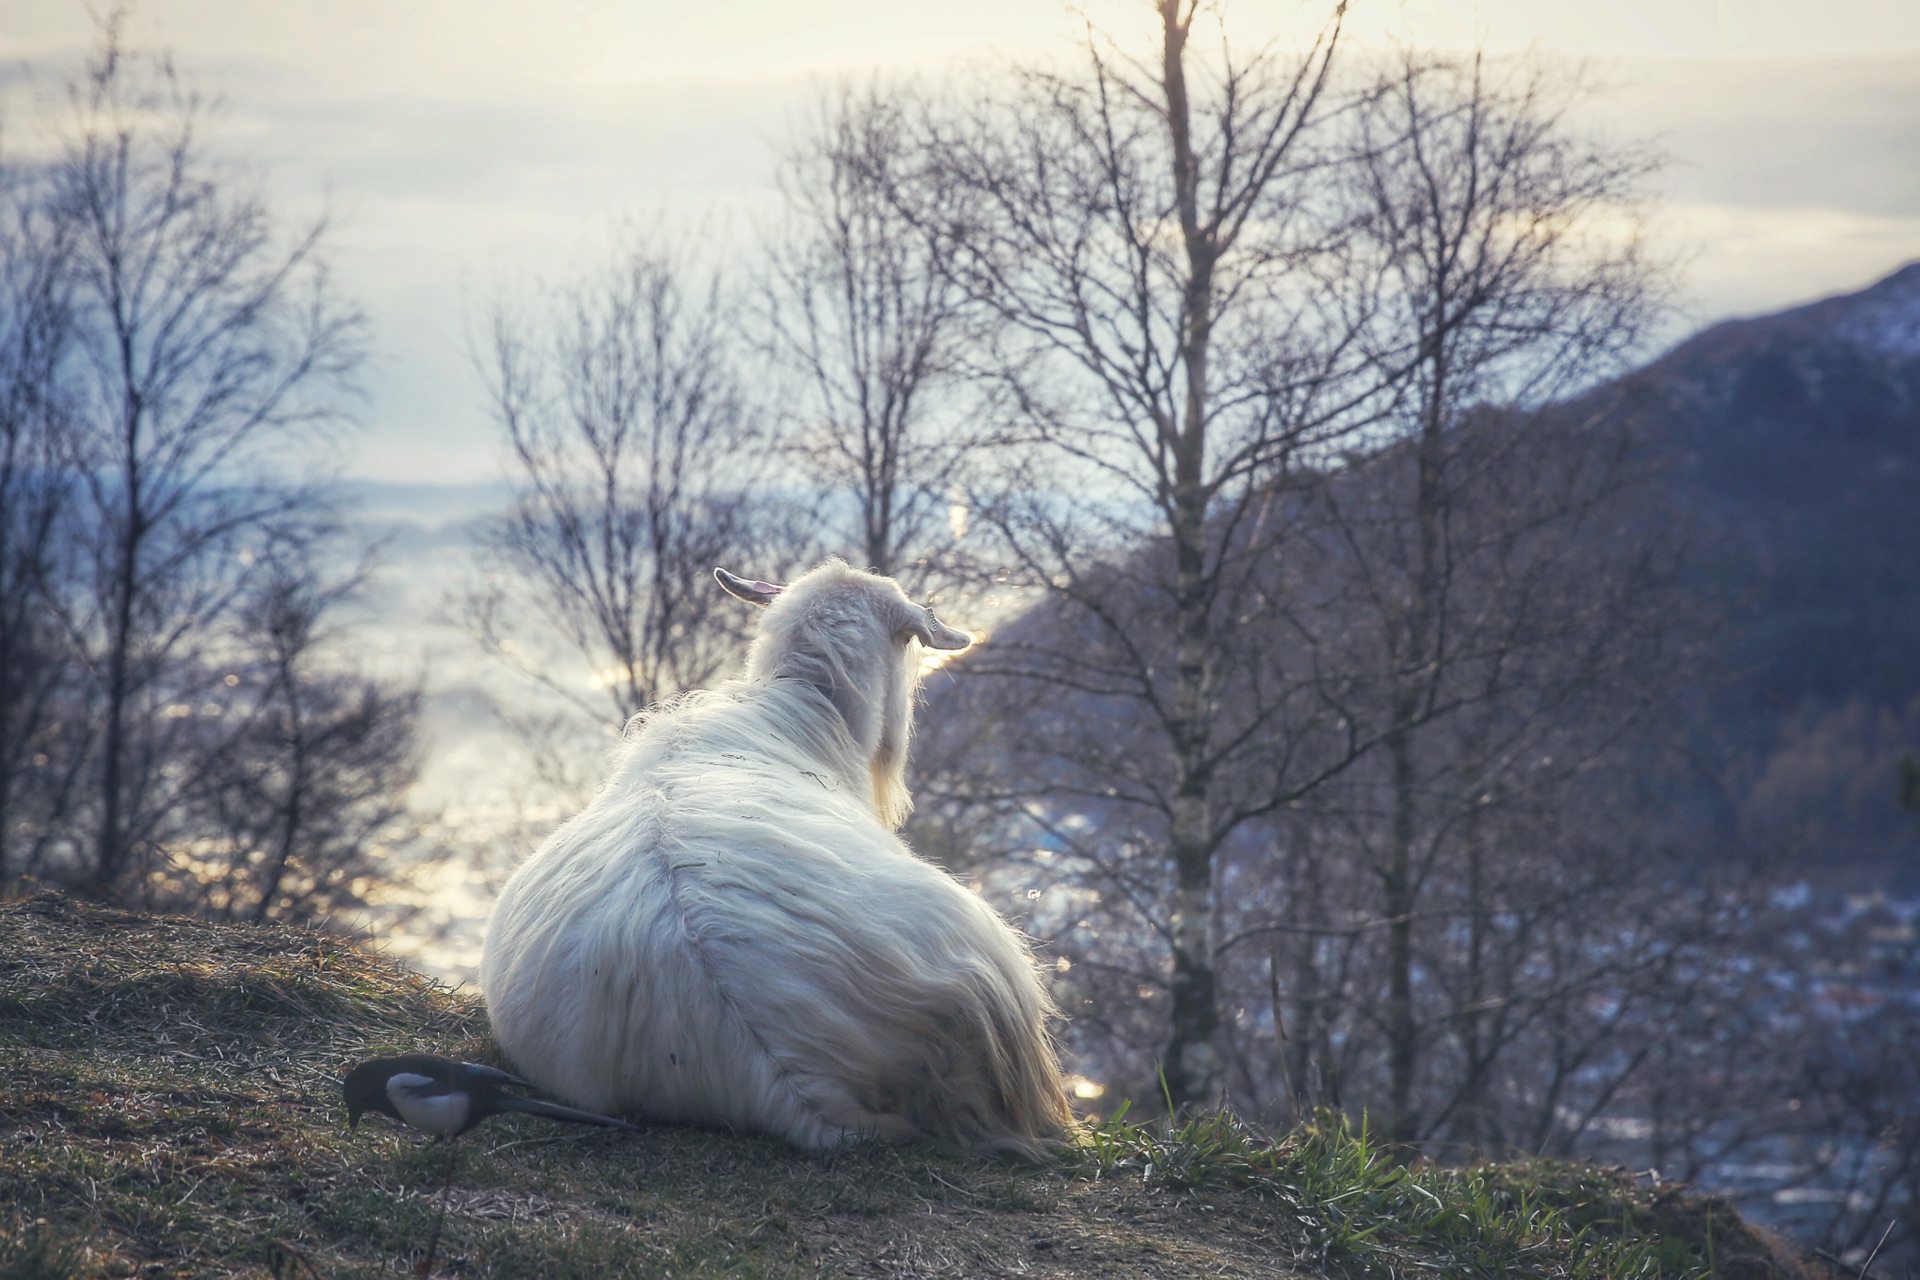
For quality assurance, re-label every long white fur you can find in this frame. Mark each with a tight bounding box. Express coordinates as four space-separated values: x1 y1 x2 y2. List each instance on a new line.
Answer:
481 560 1071 1156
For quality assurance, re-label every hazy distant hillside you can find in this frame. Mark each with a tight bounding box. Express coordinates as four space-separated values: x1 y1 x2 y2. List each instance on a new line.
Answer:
911 264 1920 881
1626 263 1920 872
1647 263 1920 708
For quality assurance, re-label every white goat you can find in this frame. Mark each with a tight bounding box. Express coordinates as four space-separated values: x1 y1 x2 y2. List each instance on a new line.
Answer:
480 560 1072 1156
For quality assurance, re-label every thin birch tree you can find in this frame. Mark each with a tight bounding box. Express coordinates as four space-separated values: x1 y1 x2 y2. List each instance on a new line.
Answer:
910 1 1372 1107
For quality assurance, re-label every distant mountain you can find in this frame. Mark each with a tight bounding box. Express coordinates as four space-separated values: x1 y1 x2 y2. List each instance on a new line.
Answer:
1624 263 1920 871
915 265 1920 878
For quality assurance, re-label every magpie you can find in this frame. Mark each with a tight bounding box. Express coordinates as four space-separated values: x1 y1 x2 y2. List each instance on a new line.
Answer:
342 1054 645 1138
344 1056 641 1277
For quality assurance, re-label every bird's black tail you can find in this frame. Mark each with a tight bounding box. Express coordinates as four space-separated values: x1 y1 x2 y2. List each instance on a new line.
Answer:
495 1095 645 1133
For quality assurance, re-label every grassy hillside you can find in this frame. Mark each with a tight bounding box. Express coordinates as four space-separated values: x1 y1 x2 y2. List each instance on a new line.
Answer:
0 894 1824 1279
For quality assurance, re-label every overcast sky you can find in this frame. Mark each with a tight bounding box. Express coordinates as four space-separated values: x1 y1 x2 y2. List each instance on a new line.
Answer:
5 0 1919 483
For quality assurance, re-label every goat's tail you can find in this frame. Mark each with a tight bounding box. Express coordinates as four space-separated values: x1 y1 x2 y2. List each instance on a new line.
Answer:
875 955 1076 1162
976 979 1079 1161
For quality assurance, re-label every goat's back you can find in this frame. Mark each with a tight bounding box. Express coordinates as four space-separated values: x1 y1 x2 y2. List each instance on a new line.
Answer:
481 685 1071 1154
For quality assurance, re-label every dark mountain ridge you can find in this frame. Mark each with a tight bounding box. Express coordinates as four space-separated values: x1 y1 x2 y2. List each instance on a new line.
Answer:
1625 262 1920 871
920 264 1920 878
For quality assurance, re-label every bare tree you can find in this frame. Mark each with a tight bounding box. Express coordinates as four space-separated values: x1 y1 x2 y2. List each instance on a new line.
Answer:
1016 49 1678 1144
0 14 428 925
763 82 977 586
163 540 423 924
903 24 1681 1130
905 1 1371 1107
0 139 80 887
472 240 778 745
41 13 365 894
1307 51 1669 1144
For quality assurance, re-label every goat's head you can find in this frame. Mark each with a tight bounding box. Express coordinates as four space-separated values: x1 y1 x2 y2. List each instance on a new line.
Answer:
716 561 970 827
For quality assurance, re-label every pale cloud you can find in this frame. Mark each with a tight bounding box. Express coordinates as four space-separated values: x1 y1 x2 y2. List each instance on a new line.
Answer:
1344 0 1920 58
1662 203 1920 323
1599 55 1920 219
2 1 1916 480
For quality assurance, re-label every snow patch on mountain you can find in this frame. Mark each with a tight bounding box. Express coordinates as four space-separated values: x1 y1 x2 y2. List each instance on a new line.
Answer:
1826 262 1920 359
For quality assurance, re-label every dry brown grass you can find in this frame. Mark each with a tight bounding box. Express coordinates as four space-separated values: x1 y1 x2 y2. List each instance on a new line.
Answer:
0 893 1315 1278
0 893 1830 1280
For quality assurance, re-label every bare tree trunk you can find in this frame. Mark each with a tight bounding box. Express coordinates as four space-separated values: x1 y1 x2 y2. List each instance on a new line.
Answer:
1157 0 1229 1113
253 653 307 924
1460 820 1488 1149
1165 652 1220 1103
93 480 142 891
1383 716 1419 1144
1385 302 1450 1141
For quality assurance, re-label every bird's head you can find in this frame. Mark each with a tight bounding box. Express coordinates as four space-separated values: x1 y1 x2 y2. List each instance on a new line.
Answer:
341 1058 406 1129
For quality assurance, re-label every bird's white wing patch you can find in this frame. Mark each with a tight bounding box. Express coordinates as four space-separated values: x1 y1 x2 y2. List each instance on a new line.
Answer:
386 1072 469 1136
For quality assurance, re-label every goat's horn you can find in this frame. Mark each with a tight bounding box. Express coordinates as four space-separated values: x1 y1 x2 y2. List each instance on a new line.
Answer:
714 568 783 607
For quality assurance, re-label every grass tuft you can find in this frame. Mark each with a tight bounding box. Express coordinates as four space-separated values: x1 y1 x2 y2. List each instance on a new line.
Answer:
1071 1104 1821 1279
0 1215 91 1280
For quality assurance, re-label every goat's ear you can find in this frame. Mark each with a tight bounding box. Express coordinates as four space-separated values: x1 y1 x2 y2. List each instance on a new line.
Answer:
714 567 783 607
903 604 972 651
